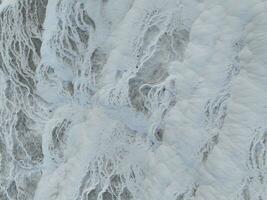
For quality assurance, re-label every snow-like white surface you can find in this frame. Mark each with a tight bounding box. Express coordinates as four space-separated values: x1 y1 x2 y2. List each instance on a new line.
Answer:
0 0 267 199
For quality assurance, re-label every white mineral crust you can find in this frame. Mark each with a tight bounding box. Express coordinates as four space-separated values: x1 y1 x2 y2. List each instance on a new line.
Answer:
0 0 267 199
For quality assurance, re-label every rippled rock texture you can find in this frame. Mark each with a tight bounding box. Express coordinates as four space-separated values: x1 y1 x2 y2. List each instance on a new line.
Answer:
0 0 267 199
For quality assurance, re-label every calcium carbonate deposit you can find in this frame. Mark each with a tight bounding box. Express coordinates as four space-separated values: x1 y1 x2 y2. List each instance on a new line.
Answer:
0 0 267 199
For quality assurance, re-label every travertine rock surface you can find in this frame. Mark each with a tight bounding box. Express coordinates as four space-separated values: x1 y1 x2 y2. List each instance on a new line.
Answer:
0 0 267 199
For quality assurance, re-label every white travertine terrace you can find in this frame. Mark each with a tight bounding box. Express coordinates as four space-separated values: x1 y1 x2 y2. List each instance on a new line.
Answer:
0 0 267 199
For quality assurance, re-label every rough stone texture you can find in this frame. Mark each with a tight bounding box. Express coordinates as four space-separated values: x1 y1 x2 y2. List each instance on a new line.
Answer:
0 0 267 199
